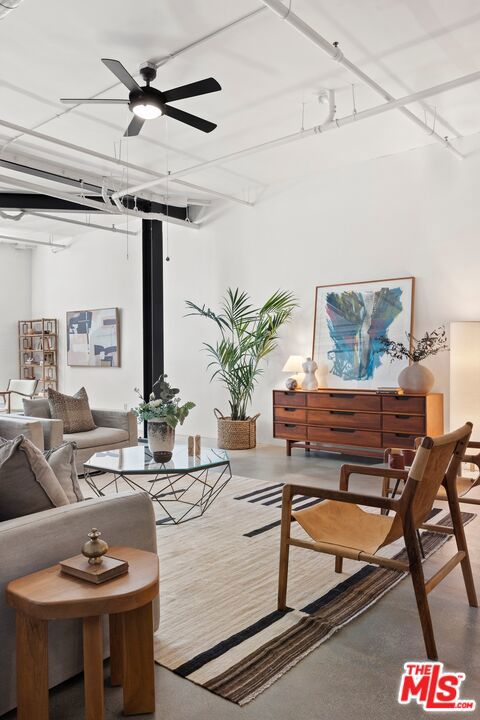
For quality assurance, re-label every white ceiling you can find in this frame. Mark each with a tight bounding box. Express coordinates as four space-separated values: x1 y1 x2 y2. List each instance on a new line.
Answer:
0 0 480 240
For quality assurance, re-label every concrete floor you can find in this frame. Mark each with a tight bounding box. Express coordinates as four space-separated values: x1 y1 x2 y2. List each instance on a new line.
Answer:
5 443 480 719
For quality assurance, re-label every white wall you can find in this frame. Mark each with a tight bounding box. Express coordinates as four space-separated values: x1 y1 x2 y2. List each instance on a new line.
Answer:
0 245 32 389
31 225 143 411
165 142 480 442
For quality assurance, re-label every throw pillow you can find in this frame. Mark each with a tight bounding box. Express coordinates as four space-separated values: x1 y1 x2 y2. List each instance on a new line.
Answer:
47 387 96 434
44 442 84 503
0 435 70 521
23 397 51 418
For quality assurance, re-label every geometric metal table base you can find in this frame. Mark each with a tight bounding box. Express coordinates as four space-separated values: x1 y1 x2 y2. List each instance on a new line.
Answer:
83 445 232 526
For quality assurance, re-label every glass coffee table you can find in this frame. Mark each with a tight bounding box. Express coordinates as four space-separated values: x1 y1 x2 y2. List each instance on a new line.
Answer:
83 443 232 525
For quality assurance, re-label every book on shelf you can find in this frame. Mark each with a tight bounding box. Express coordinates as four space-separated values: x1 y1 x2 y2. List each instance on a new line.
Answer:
376 387 404 395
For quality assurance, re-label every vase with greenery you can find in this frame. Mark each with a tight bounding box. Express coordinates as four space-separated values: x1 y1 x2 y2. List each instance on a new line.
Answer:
186 288 297 449
378 326 448 393
133 375 195 461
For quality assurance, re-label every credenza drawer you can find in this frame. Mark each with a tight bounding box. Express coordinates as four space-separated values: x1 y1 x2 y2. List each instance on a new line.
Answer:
383 432 419 449
274 407 307 423
308 409 381 430
307 392 381 412
383 414 425 434
274 422 307 440
274 391 306 407
382 395 425 414
307 426 382 448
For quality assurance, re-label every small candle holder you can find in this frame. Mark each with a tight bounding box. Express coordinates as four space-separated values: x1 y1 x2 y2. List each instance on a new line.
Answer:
82 528 109 566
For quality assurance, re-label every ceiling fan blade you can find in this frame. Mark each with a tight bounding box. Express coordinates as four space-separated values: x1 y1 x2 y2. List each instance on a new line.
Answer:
102 58 141 93
60 98 128 104
124 115 145 137
163 77 221 104
164 105 217 133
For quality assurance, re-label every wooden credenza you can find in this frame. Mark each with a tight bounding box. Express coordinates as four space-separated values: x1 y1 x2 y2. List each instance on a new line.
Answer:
273 389 444 457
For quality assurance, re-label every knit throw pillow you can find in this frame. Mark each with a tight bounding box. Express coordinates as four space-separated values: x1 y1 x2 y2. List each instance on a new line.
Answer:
0 435 70 521
47 387 96 434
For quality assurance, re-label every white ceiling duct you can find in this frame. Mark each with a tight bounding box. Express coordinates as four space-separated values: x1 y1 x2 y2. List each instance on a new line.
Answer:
0 0 23 20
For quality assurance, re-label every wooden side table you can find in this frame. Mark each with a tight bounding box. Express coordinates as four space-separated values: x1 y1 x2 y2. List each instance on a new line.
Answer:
6 546 159 720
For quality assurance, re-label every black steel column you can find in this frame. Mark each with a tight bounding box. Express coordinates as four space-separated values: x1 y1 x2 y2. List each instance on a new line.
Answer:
142 219 164 402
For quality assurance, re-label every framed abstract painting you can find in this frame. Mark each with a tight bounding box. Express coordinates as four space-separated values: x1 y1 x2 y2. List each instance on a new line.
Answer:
66 308 120 367
312 277 414 389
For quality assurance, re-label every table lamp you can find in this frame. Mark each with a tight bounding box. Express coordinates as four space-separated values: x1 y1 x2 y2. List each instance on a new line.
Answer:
282 355 304 390
450 322 480 441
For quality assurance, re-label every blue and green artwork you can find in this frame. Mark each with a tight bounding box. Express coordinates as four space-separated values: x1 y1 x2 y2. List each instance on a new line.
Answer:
313 278 414 388
325 287 402 381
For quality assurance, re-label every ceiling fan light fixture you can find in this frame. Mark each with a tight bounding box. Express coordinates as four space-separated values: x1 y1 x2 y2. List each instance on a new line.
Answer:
131 101 163 119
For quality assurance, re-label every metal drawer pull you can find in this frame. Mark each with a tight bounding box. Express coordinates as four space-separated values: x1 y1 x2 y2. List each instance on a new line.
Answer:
332 428 355 433
394 433 411 437
395 414 411 419
284 423 297 428
329 393 355 398
331 410 354 415
284 407 296 412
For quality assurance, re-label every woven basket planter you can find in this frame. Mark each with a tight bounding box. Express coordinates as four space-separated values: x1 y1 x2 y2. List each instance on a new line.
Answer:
214 409 260 450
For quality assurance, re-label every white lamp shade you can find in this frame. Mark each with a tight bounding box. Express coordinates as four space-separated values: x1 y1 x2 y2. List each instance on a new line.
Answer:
450 322 480 441
282 355 304 373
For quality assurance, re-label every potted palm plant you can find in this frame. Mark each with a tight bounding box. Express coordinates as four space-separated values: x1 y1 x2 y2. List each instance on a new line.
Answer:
186 288 296 449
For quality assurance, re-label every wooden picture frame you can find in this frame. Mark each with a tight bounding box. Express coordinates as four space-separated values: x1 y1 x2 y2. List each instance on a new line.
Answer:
312 276 415 389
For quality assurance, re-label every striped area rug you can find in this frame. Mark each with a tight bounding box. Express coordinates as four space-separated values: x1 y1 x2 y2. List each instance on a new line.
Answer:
146 474 475 705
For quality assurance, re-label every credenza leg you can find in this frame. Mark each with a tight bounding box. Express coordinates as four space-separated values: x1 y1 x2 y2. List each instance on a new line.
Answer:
286 440 292 456
305 441 311 453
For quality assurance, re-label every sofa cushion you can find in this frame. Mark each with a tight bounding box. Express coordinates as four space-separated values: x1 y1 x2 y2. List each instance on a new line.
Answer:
23 397 51 418
47 387 96 433
44 442 84 503
63 426 129 450
0 435 70 521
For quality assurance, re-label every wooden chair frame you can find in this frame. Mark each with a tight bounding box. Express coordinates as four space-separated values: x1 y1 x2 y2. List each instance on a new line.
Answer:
278 424 477 660
0 379 38 414
383 441 480 507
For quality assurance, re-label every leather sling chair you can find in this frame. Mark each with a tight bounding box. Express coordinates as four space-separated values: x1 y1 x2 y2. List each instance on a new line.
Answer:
278 423 477 660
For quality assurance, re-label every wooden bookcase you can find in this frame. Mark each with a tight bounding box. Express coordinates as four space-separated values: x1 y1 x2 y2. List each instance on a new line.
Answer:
18 318 58 395
273 388 444 457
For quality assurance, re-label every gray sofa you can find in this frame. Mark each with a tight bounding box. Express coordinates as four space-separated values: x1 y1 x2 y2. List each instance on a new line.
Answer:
0 491 158 716
3 398 138 473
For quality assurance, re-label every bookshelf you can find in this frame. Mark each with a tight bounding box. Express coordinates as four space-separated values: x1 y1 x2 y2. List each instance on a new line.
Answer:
18 318 58 395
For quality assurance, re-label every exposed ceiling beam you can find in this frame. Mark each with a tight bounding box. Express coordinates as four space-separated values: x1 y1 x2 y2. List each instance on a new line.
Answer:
0 193 187 220
0 176 199 229
112 70 480 198
0 118 253 207
260 0 463 158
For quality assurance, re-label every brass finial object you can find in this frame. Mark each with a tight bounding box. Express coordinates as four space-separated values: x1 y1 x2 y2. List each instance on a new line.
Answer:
82 528 109 565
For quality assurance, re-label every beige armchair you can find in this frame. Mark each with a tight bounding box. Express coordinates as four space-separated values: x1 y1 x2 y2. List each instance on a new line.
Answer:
278 424 477 660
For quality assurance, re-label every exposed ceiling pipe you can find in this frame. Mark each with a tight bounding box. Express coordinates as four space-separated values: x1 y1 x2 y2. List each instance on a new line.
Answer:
260 0 463 159
112 69 480 198
0 0 23 20
23 212 139 236
0 173 200 229
0 233 66 249
0 118 253 207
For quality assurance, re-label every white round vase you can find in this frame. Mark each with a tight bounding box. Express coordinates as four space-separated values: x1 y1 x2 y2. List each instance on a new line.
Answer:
398 362 434 394
147 419 175 462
